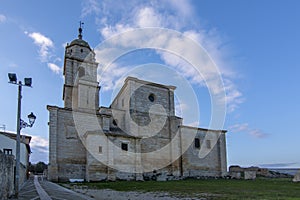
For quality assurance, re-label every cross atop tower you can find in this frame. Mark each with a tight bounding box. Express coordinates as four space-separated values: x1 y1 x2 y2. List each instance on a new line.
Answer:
78 21 84 39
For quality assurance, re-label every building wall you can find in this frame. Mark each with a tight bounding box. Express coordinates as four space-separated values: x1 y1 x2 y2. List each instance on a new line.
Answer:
110 79 131 133
0 152 15 200
85 133 142 181
111 77 176 133
0 134 29 166
180 126 227 177
128 79 175 115
110 77 182 177
48 106 87 182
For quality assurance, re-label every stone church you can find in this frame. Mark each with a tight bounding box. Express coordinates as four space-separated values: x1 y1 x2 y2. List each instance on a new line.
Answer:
47 28 228 182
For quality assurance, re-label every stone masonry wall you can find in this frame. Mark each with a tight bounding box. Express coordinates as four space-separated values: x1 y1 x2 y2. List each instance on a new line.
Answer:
180 127 227 177
0 152 15 200
56 109 87 182
48 106 88 182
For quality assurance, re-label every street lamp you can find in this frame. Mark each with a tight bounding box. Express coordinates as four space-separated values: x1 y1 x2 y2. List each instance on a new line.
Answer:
20 112 36 129
8 73 36 198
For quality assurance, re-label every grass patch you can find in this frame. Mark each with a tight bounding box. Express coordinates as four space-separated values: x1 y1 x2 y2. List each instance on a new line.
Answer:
65 178 300 199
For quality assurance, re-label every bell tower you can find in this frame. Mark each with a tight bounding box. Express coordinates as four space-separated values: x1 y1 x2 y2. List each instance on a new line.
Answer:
63 23 99 112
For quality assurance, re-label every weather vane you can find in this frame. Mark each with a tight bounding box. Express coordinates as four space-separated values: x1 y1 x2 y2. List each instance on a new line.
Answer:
78 21 84 39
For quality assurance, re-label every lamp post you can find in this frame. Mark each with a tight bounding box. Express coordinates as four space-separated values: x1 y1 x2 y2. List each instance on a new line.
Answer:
8 73 36 198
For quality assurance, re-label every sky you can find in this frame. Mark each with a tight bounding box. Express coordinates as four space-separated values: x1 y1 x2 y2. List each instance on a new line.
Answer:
0 0 299 168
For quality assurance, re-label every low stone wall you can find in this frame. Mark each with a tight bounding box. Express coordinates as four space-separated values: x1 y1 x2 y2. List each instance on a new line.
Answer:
229 165 293 179
244 171 256 180
0 151 15 200
293 171 300 182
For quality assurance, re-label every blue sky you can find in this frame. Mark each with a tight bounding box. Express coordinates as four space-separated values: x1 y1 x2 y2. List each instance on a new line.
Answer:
0 0 299 168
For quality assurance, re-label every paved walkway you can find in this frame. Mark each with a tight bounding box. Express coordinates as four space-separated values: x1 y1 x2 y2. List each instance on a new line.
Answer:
11 176 93 200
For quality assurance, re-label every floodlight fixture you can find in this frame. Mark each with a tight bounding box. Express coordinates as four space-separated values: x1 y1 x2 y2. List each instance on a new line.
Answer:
24 78 32 87
8 73 17 83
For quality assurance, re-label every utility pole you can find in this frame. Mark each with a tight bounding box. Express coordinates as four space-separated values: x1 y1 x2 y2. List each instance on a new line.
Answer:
8 73 36 198
15 81 22 198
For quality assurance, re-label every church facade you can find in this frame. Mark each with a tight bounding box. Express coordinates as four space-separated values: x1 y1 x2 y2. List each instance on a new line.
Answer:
47 29 228 182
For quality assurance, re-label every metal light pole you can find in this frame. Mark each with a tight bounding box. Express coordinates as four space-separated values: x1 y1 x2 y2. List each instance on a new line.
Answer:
8 73 36 198
15 81 22 198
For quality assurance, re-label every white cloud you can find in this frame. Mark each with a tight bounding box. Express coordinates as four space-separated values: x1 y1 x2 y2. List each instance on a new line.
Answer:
30 135 49 153
98 63 129 91
94 0 195 30
25 31 63 77
175 101 188 118
30 135 49 163
135 7 162 27
26 32 54 62
249 129 268 138
85 1 243 113
100 24 134 39
47 63 62 74
99 14 241 113
81 0 100 17
228 123 249 133
164 0 193 18
158 52 205 86
223 79 244 113
0 14 6 23
181 30 244 112
228 123 268 139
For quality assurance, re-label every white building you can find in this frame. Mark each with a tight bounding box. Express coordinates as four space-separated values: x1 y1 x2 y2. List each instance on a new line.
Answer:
0 131 31 182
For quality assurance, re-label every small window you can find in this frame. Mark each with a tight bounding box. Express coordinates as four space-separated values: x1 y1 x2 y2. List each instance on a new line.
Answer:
98 146 102 153
80 49 83 53
3 148 12 155
194 138 200 149
148 94 155 102
113 119 118 126
121 143 128 151
206 140 211 149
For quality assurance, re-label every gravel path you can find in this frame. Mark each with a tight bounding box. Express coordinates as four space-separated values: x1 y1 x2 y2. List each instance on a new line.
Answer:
74 188 208 200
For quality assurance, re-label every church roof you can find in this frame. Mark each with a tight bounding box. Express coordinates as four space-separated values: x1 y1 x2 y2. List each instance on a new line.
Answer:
67 22 91 50
69 38 90 48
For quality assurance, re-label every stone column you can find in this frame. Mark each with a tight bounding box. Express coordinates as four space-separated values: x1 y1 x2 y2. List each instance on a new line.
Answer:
219 132 228 176
47 106 59 182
